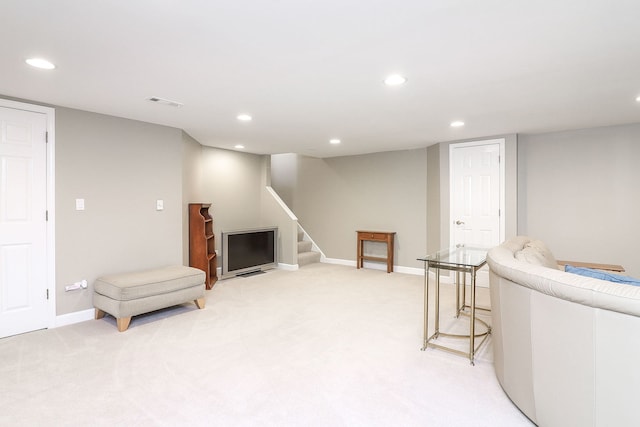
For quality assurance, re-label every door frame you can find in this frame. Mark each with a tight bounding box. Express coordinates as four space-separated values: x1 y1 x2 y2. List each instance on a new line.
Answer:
449 138 505 248
1 98 56 328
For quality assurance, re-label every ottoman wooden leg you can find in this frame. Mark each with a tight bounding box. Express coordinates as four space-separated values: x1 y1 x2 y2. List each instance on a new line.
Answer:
194 298 205 309
117 317 132 332
95 309 106 320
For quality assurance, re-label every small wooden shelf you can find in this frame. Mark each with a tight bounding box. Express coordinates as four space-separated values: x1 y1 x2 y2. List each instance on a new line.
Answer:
356 230 396 273
189 203 218 289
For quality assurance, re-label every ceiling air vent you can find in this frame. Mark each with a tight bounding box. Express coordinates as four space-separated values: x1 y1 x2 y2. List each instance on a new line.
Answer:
146 96 184 108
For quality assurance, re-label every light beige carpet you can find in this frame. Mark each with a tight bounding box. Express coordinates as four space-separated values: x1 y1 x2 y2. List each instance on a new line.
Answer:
0 263 532 426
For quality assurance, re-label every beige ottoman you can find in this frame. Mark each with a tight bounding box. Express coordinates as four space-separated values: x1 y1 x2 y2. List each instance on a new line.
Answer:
93 265 206 332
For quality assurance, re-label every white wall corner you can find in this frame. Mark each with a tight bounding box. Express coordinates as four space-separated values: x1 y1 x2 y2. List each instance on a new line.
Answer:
277 263 299 271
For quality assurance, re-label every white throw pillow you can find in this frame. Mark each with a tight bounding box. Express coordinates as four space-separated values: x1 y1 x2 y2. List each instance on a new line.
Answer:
514 240 558 269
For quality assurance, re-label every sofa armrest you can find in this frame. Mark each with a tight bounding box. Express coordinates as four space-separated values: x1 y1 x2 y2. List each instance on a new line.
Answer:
556 260 625 272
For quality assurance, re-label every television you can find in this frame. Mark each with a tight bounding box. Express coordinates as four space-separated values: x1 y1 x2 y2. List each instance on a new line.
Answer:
221 227 278 278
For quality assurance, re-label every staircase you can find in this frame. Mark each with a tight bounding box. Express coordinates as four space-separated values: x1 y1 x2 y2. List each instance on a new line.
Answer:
297 229 321 267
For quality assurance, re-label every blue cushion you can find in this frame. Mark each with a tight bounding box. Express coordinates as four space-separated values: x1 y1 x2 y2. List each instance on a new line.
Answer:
565 265 640 286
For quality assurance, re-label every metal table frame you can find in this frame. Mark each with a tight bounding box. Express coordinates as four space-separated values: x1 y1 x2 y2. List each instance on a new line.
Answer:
418 247 491 365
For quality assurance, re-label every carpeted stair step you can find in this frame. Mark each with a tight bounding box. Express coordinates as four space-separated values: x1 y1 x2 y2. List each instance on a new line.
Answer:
298 251 321 267
298 240 312 253
298 230 305 241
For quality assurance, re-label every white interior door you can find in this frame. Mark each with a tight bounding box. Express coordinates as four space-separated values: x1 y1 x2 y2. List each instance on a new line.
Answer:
450 139 504 288
0 106 49 338
450 140 504 248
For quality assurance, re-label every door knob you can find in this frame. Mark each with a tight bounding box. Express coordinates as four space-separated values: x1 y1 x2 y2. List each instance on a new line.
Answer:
455 220 465 225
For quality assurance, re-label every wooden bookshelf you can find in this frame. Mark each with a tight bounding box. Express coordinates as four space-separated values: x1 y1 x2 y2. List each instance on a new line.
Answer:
189 203 218 289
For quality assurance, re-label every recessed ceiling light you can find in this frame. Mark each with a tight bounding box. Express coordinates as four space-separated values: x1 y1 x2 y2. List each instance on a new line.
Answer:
234 144 245 149
636 95 640 102
450 121 465 128
384 74 407 86
25 58 55 70
237 114 252 122
329 139 341 145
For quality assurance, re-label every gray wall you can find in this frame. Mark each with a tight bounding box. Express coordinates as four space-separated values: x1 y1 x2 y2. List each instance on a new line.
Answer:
17 94 640 317
272 137 519 269
199 146 264 254
518 124 640 277
181 131 203 265
197 150 298 266
270 153 297 208
55 110 272 315
426 144 440 254
56 108 183 315
273 149 428 269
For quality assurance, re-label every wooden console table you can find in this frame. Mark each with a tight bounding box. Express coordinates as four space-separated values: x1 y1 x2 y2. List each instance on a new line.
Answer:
356 231 396 273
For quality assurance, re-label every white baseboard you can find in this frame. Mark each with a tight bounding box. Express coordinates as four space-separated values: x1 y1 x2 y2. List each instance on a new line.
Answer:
394 265 423 276
321 258 423 276
319 258 486 286
322 257 355 267
277 263 299 271
54 308 94 328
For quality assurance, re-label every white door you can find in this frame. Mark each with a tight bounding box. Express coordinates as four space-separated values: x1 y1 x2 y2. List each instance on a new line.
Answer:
0 106 49 338
450 139 504 248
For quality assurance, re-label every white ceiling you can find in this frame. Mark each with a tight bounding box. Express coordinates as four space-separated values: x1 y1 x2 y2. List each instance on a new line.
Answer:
2 0 639 158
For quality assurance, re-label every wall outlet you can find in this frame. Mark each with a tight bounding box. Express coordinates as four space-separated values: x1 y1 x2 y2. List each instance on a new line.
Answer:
65 279 88 292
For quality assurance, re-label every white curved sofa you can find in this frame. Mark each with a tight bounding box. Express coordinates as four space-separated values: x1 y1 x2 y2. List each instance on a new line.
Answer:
487 236 640 427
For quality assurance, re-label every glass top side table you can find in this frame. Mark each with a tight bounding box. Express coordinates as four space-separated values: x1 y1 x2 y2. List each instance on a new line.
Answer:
417 246 491 365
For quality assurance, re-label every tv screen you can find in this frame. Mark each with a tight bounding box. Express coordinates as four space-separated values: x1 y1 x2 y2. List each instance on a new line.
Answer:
222 227 277 278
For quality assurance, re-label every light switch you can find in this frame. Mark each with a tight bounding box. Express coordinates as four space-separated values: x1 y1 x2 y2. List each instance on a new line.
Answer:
156 199 164 211
75 199 85 211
